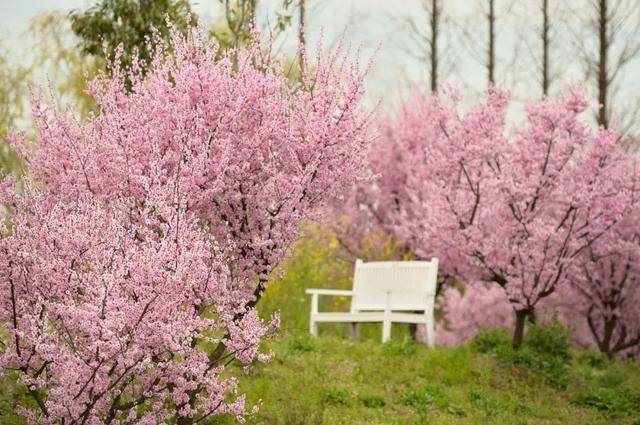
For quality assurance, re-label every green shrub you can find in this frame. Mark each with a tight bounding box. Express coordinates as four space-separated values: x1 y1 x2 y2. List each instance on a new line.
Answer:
470 319 573 388
321 387 351 406
510 347 569 388
525 318 572 362
575 349 609 369
596 366 628 389
572 387 618 411
470 328 511 353
400 389 434 409
468 389 499 417
445 403 466 417
512 403 533 415
361 394 386 408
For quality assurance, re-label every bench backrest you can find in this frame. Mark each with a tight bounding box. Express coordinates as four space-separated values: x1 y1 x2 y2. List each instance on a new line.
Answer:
350 258 438 312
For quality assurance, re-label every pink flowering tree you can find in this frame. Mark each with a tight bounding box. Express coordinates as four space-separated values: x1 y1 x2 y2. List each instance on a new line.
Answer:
0 184 260 423
563 210 640 359
374 86 638 348
0 26 372 423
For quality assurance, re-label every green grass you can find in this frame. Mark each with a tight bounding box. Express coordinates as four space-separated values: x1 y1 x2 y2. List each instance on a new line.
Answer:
206 330 640 425
2 330 640 424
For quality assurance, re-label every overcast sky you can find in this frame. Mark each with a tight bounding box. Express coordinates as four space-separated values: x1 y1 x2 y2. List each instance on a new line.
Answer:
1 0 639 126
0 0 475 104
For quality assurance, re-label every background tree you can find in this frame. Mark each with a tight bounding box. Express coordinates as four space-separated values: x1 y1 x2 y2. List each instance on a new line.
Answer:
0 41 29 175
429 283 514 347
395 0 456 92
446 0 531 94
372 86 638 348
487 0 496 84
211 0 258 51
211 0 297 53
540 0 551 95
70 0 194 81
298 0 306 75
566 211 640 359
427 0 440 91
509 0 565 99
460 0 507 86
571 0 640 133
28 12 102 121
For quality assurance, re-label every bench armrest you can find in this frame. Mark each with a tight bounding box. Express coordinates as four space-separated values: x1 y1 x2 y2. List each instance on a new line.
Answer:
305 289 354 296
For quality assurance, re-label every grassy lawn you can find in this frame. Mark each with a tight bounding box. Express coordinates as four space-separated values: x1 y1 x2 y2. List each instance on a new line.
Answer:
213 329 640 425
1 327 640 424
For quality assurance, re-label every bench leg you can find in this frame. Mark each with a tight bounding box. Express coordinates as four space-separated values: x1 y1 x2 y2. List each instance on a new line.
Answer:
426 316 435 348
382 320 391 343
310 293 319 337
382 291 392 342
350 323 360 341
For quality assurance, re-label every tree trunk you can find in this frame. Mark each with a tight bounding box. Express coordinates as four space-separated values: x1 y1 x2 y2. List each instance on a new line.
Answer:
600 316 617 359
541 0 550 95
429 0 439 91
597 0 609 128
487 0 495 85
527 307 537 325
298 0 306 75
512 308 533 349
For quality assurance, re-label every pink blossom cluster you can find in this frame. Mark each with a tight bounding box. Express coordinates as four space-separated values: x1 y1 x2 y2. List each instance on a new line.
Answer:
0 186 253 424
0 25 372 423
365 85 640 354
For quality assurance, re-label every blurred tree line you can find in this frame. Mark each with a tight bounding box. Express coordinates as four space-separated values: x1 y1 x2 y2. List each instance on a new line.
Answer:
1 0 638 203
3 0 638 175
406 0 639 135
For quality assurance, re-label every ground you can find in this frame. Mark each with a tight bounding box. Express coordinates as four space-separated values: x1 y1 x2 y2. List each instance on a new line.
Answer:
214 330 640 425
1 329 639 424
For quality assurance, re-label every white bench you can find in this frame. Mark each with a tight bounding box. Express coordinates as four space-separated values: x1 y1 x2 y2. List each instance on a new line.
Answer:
306 258 438 346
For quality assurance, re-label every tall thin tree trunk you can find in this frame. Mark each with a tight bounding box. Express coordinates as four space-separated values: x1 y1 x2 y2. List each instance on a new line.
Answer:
597 0 609 127
487 0 495 85
298 0 306 75
429 0 439 91
541 0 550 95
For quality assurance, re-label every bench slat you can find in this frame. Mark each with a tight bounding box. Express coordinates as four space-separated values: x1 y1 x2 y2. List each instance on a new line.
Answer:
305 289 354 296
311 312 431 324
